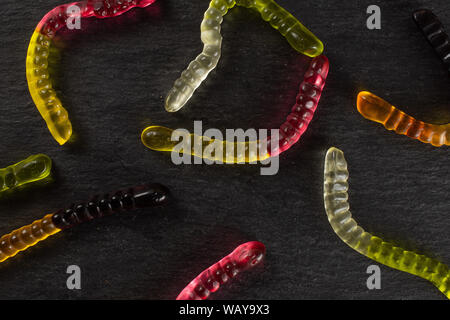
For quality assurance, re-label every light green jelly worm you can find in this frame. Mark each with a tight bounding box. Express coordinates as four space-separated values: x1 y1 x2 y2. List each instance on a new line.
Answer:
324 147 450 299
0 154 52 193
165 0 324 113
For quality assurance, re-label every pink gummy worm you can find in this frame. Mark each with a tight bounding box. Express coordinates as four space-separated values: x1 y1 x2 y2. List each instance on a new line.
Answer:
36 0 158 34
268 55 330 157
176 241 266 300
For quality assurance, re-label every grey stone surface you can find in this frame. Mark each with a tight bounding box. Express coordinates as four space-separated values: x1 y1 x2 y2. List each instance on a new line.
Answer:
0 0 448 299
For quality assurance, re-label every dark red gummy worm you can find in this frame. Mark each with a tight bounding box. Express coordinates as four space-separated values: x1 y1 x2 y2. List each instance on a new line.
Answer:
51 183 169 229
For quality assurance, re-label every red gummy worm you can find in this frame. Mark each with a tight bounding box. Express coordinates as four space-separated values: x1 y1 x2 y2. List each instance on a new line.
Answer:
37 0 158 37
176 241 266 300
84 0 157 18
268 55 329 157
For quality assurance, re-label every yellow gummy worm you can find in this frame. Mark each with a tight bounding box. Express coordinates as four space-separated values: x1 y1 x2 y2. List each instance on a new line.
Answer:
165 0 324 113
0 214 60 263
26 1 158 145
324 147 450 299
0 154 52 193
141 126 270 163
236 0 323 56
26 31 71 146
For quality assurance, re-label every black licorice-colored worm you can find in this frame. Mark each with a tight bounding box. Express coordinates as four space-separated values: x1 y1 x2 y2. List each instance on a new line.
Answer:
0 183 169 263
413 9 450 73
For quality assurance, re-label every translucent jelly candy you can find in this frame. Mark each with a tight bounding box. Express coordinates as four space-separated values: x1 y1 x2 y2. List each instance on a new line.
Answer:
413 9 450 73
26 0 158 145
357 10 450 146
324 147 450 299
165 0 324 113
0 154 52 194
176 241 266 300
357 91 450 147
142 55 329 162
0 183 169 263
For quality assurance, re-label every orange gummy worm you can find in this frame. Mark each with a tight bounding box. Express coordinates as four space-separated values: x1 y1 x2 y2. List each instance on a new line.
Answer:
357 91 449 147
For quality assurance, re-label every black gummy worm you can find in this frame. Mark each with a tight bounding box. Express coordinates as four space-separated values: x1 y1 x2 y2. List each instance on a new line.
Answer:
413 9 450 73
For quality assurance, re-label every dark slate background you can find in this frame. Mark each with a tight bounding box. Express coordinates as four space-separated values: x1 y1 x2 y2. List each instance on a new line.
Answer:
0 0 448 300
